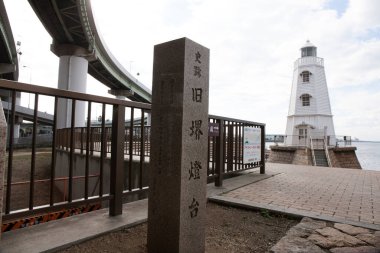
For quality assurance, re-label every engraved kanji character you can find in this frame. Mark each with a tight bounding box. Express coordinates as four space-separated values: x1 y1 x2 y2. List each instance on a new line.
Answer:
192 88 202 102
190 120 203 140
195 51 202 63
194 66 201 78
189 161 202 180
188 198 199 218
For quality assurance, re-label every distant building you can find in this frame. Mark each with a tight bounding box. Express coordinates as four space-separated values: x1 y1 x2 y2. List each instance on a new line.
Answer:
285 40 336 146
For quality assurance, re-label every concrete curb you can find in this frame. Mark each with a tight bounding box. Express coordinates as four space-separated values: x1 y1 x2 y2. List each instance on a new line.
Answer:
208 195 380 231
0 199 148 253
207 170 280 197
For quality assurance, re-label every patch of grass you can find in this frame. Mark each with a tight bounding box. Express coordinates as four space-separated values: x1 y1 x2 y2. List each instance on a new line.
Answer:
260 209 271 218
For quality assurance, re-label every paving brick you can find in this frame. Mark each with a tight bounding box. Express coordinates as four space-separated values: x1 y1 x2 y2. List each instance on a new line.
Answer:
224 163 380 228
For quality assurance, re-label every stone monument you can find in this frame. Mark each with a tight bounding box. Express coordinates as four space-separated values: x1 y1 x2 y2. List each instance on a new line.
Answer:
147 38 209 253
0 99 7 238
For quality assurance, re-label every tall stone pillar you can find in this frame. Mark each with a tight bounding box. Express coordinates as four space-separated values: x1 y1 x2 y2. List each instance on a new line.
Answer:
0 99 7 238
147 38 209 253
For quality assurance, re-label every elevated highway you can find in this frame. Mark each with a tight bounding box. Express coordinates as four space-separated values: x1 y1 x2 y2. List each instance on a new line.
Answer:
0 0 18 81
1 100 54 125
28 0 152 103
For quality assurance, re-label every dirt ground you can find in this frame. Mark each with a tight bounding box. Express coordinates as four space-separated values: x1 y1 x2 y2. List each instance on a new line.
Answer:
5 150 299 252
60 203 299 253
4 149 63 212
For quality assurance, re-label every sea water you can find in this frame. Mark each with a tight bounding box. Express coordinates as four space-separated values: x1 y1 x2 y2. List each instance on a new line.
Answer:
354 142 380 171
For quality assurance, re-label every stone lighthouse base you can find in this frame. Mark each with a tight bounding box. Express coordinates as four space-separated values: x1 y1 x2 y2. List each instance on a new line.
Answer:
268 145 361 169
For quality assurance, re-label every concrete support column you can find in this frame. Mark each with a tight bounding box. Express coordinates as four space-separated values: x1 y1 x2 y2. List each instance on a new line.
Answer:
14 93 21 140
0 91 21 141
108 89 134 101
146 112 151 126
115 95 126 100
57 55 88 128
1 62 21 140
0 99 7 239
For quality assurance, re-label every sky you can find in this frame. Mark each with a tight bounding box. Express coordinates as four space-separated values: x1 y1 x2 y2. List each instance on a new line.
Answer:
3 0 380 141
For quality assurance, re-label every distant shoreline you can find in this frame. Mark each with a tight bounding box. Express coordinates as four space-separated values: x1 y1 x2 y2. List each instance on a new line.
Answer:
349 140 380 143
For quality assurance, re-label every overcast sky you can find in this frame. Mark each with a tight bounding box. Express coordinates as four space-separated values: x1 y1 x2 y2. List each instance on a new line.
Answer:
4 0 380 141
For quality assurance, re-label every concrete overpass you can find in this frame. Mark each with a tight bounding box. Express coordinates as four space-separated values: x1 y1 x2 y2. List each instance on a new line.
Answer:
2 0 152 130
0 0 18 81
1 100 54 125
28 0 152 103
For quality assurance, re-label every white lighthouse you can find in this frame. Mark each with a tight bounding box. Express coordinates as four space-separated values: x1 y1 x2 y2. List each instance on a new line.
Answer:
285 41 336 147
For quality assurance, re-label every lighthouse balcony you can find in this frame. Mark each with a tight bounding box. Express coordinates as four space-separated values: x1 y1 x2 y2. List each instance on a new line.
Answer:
294 56 324 69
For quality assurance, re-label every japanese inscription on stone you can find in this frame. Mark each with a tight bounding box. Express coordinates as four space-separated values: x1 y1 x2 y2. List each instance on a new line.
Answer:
147 38 209 253
189 120 203 140
188 161 202 180
189 198 200 218
192 88 202 102
187 49 207 221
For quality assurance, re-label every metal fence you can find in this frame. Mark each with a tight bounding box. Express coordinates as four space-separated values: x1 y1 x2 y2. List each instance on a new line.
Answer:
56 126 151 157
0 79 265 225
1 79 150 222
55 115 265 186
274 135 352 147
207 115 265 186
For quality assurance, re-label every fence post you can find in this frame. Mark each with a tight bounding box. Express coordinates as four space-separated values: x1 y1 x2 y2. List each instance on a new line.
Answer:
0 99 7 238
215 119 224 187
227 123 234 172
109 104 125 216
260 124 266 174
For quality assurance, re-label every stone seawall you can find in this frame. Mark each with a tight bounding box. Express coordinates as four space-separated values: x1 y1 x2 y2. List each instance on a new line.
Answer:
267 146 296 164
293 148 313 166
329 147 362 169
269 145 361 169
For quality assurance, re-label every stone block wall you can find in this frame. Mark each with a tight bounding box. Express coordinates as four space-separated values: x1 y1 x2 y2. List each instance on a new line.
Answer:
328 147 361 169
293 148 313 165
0 99 7 238
269 145 361 169
268 146 296 164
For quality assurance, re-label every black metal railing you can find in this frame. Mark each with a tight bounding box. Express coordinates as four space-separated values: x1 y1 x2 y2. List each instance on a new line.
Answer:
1 79 150 222
54 115 266 183
56 126 151 157
273 135 352 147
1 79 265 225
207 115 265 186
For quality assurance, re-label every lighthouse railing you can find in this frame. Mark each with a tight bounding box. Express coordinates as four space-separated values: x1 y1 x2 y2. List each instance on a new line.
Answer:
324 137 332 167
310 136 316 166
294 56 324 69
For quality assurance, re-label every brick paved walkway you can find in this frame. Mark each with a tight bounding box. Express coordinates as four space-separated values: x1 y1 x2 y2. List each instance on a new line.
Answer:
223 163 380 228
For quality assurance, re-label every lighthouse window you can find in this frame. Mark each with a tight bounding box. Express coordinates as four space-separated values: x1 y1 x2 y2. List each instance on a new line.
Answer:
300 94 311 106
300 71 311 83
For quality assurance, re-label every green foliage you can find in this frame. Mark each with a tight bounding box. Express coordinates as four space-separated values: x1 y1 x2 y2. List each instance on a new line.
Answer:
260 209 271 218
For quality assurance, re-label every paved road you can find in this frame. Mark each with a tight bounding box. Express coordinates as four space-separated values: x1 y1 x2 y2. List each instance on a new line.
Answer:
220 163 380 228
